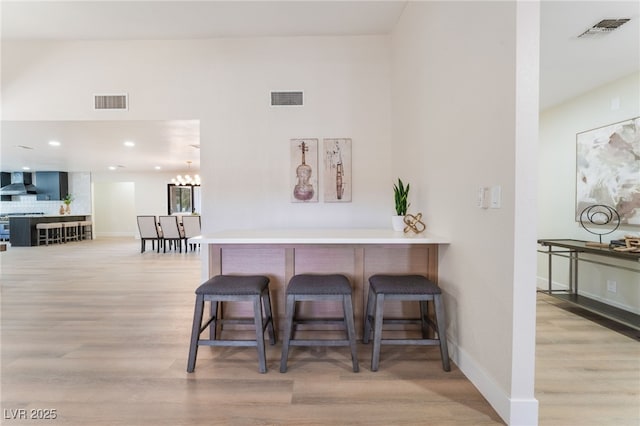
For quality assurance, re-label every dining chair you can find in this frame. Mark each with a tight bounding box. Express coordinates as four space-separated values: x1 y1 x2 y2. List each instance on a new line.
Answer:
136 215 163 253
181 215 202 251
158 215 186 253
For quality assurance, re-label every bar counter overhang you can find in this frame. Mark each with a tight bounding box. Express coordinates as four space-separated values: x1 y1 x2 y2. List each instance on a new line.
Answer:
192 228 450 338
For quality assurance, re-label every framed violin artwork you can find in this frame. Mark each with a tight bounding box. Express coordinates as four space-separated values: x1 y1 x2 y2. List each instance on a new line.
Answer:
323 138 352 202
291 138 318 203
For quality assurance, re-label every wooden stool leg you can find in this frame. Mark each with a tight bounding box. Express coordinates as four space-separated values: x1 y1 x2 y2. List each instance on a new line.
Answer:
434 294 451 371
209 301 219 340
253 295 267 374
279 295 296 373
420 300 429 338
362 287 375 344
371 292 385 372
343 294 359 373
187 295 204 372
262 290 277 344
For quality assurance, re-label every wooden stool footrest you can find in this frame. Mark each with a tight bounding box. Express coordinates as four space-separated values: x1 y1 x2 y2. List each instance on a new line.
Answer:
288 340 352 347
380 339 441 346
198 339 258 347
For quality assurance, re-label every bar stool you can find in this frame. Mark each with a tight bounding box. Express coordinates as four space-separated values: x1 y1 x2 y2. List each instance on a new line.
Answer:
187 275 276 374
363 274 450 372
36 222 63 245
280 274 359 373
78 220 93 240
62 221 80 242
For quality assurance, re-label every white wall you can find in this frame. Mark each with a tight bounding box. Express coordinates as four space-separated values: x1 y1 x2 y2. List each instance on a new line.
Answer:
199 37 392 232
391 2 539 424
2 37 392 234
93 181 135 237
92 171 182 237
538 72 640 313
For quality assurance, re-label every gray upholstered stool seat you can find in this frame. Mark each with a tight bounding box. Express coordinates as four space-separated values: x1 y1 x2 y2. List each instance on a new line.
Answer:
280 274 359 373
187 275 276 374
363 274 450 372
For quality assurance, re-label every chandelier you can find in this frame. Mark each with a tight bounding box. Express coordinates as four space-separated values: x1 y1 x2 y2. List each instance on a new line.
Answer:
171 161 201 186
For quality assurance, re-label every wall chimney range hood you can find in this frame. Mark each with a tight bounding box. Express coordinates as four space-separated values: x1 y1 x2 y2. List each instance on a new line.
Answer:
0 172 39 195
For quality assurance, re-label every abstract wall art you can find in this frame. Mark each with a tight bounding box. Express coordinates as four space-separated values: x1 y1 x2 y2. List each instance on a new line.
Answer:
576 117 640 225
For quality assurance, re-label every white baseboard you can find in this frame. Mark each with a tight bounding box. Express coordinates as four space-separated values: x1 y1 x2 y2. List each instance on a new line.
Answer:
449 339 538 426
95 232 135 238
536 276 639 315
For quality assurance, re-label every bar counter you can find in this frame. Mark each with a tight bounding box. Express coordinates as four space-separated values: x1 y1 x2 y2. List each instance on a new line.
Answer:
194 229 450 337
9 215 89 247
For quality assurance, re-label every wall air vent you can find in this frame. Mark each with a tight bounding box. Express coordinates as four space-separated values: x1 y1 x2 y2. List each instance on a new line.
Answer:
271 91 303 106
578 18 631 38
94 93 128 110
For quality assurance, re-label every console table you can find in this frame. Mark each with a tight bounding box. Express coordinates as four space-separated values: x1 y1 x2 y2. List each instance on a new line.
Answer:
538 239 640 330
194 229 450 337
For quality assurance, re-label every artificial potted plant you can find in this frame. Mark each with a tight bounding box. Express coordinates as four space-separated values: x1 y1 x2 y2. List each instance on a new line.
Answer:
392 178 410 231
63 193 74 214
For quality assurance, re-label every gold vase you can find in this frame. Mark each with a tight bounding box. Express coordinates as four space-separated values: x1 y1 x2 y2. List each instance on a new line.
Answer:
65 204 71 214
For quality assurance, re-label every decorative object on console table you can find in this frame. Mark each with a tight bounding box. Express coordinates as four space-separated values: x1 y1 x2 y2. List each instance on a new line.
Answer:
392 178 410 231
63 193 74 214
403 212 426 234
610 235 640 253
579 204 620 247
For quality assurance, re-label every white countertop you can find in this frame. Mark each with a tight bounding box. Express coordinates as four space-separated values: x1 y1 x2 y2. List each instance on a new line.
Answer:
7 214 88 218
193 228 450 245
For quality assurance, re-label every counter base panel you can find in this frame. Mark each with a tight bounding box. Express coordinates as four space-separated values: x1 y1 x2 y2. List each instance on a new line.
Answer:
206 243 438 339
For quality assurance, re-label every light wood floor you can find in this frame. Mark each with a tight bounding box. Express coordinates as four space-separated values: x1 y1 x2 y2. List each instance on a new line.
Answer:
1 238 638 425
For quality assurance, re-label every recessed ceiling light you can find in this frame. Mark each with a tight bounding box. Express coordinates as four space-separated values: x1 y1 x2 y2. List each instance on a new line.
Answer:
48 140 61 147
22 166 30 170
108 166 117 170
154 166 161 170
123 141 135 147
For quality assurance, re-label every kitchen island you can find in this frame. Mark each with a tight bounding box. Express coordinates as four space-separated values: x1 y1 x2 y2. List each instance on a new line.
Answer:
9 215 90 247
192 228 450 337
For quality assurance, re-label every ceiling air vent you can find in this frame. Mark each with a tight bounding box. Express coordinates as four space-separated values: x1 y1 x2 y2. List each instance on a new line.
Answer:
271 91 303 107
94 93 128 110
578 18 631 38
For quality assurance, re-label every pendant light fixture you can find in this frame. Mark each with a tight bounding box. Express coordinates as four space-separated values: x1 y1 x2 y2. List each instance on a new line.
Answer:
172 161 201 186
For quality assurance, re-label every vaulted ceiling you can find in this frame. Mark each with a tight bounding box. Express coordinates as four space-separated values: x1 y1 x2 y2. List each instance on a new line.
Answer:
1 1 638 173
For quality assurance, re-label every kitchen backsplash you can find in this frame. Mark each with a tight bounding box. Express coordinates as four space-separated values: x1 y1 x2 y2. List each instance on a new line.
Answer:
0 172 91 216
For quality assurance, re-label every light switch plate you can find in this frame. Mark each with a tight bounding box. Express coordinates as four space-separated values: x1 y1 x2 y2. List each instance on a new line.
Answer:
490 185 501 209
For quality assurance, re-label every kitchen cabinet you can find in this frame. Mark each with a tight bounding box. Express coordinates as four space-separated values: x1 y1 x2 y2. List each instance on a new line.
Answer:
1 172 10 201
36 172 68 201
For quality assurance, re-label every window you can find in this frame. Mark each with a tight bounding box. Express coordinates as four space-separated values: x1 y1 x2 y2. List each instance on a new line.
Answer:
168 185 194 214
